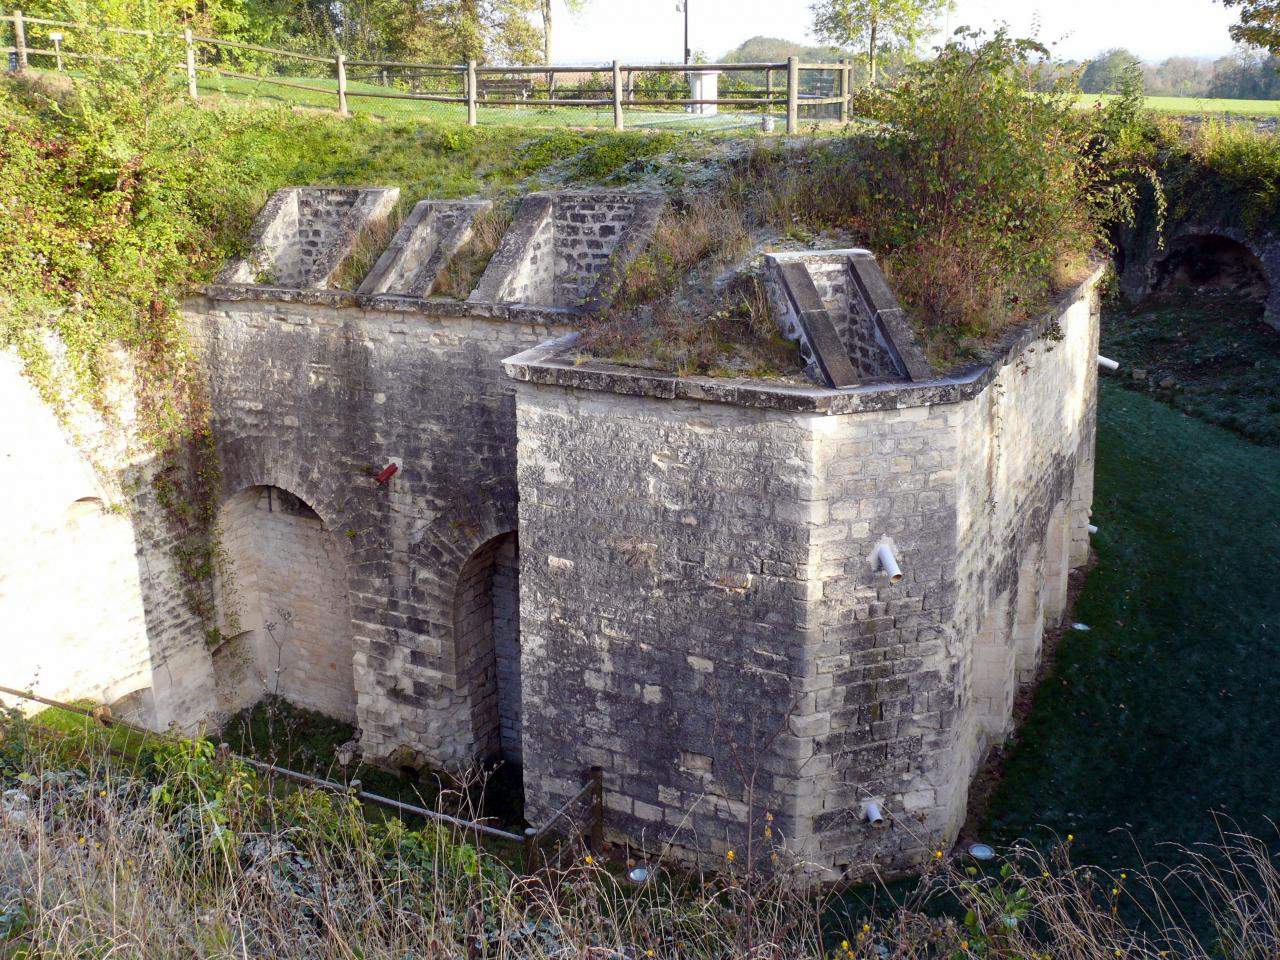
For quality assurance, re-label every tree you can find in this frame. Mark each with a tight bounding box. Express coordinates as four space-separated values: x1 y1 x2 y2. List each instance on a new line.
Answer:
539 0 588 65
810 0 950 86
1220 0 1280 53
1079 48 1141 93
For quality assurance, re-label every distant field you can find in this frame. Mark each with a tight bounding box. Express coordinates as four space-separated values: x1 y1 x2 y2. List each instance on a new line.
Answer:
1079 92 1280 115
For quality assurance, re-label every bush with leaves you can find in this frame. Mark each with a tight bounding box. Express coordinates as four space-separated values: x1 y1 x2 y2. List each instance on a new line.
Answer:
844 30 1112 354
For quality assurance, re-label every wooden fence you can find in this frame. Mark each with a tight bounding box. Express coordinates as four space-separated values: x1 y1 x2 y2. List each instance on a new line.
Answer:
1 9 852 131
0 682 604 875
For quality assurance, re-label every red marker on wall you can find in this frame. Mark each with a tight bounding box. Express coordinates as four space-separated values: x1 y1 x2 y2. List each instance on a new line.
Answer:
375 463 399 485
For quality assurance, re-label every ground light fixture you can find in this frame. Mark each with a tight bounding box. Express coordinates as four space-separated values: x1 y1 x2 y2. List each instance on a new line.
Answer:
627 864 652 884
967 843 996 861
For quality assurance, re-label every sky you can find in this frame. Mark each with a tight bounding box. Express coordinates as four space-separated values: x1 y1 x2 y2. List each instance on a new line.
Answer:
553 0 1244 65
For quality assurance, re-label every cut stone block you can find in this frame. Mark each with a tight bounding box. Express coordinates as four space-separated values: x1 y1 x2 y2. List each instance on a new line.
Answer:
217 186 400 290
765 249 933 387
470 191 664 309
357 199 493 297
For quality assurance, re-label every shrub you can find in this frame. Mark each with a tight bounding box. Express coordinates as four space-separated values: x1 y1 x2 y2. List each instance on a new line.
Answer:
847 30 1108 352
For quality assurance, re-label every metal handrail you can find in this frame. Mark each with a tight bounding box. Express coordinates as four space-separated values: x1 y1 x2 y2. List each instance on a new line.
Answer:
0 683 604 868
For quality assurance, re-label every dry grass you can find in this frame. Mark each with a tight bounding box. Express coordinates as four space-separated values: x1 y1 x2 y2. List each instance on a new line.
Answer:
330 207 404 291
580 196 805 378
2 717 1279 959
432 207 513 300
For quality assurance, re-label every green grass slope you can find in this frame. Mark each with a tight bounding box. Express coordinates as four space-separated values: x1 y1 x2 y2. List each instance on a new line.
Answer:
1080 93 1280 116
983 382 1280 872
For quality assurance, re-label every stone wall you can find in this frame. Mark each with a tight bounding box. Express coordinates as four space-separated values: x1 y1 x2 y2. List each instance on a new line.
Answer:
216 485 355 721
0 349 212 728
184 287 575 759
505 269 1102 878
472 192 664 308
218 187 400 290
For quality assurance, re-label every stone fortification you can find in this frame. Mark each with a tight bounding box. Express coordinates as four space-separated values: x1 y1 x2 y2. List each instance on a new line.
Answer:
1 185 1100 881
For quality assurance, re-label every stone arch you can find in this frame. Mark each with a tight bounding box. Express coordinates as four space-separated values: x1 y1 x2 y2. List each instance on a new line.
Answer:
453 530 522 763
214 483 355 722
1154 232 1270 301
1011 540 1045 685
971 587 1015 747
355 485 521 767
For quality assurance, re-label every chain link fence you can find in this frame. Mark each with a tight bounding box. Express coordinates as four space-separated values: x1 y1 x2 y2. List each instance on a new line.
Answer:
3 9 854 132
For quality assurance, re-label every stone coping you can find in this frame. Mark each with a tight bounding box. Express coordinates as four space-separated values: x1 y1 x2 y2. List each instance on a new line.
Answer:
196 284 584 328
502 266 1105 415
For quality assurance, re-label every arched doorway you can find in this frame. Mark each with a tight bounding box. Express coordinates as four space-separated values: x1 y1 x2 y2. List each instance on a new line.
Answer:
1154 234 1269 301
214 485 354 721
453 531 521 763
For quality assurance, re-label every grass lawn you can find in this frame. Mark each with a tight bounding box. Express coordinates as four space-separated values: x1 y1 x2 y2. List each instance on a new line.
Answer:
1079 93 1280 116
195 72 783 131
1101 296 1280 447
981 380 1280 879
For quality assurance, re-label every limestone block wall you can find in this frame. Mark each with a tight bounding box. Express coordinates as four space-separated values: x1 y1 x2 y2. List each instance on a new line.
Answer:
0 350 212 728
505 269 1102 878
218 187 400 290
493 536 523 761
512 384 819 858
471 192 664 308
358 200 493 297
185 284 575 759
216 485 355 721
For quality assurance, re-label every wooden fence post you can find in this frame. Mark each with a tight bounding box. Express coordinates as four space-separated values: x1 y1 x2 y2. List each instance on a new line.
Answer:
336 52 348 116
612 59 623 131
184 28 198 100
839 57 849 124
786 55 798 134
466 59 477 126
12 10 27 72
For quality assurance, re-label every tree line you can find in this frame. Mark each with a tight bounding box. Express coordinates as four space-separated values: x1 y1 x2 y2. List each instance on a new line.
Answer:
1064 46 1280 100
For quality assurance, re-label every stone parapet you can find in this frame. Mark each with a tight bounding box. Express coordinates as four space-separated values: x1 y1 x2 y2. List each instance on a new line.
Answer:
508 267 1102 879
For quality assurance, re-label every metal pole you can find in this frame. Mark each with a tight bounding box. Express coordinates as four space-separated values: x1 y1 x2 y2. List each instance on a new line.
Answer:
612 59 623 130
589 766 604 853
13 10 26 72
466 59 477 126
786 55 798 135
522 826 539 873
336 53 348 116
684 1 690 64
184 28 198 100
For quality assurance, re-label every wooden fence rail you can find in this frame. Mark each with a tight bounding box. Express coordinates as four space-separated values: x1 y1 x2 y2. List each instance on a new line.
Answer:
0 682 604 875
2 9 853 131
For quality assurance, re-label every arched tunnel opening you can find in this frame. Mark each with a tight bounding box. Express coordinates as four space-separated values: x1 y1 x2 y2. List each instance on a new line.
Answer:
1153 234 1270 302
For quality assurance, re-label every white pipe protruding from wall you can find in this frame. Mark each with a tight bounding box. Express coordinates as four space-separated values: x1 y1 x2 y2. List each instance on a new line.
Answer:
875 543 903 584
1098 355 1120 372
861 800 886 828
1088 524 1099 535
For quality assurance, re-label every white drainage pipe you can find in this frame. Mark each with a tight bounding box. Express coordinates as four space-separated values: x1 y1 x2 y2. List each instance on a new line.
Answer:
1098 355 1120 372
862 801 886 827
1088 524 1099 535
875 544 903 584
